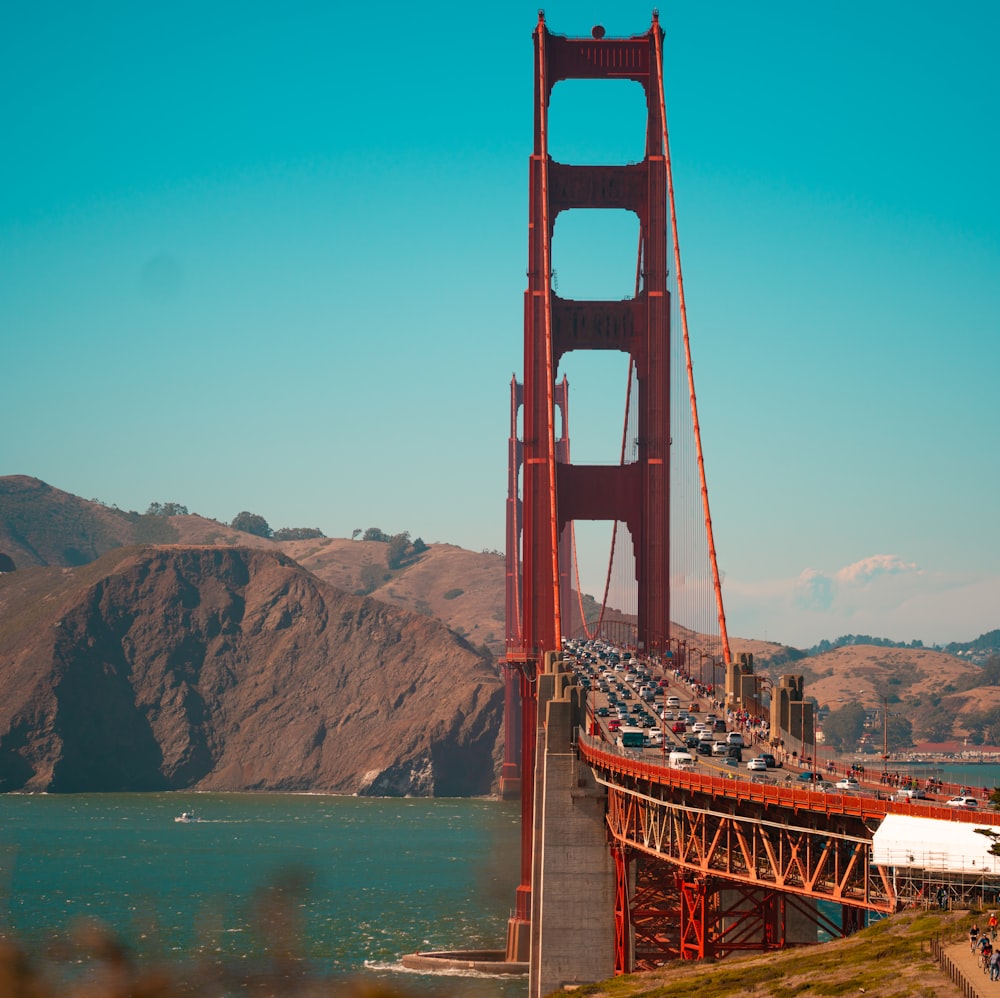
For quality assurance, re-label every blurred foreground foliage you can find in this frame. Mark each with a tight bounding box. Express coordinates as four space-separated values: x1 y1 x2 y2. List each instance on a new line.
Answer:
0 872 438 997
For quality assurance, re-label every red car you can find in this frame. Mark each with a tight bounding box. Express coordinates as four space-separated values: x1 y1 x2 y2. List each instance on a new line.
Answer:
608 719 621 732
671 721 687 734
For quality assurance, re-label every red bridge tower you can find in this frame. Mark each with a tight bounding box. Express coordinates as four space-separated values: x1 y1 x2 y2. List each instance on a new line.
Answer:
506 12 672 963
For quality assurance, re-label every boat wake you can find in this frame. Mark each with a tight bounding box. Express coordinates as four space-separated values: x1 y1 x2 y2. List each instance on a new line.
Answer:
364 959 519 980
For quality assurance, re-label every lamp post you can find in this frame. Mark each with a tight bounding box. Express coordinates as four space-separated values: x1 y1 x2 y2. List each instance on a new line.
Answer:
860 691 890 772
752 675 773 725
805 698 818 778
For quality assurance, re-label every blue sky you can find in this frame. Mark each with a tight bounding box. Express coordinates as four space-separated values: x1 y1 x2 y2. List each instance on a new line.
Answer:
2 2 997 649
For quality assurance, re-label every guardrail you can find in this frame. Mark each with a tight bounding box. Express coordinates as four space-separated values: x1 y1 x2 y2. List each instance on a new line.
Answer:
930 937 986 998
577 731 1000 827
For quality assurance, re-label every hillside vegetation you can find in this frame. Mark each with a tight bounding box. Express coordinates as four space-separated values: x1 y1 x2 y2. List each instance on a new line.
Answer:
567 907 971 997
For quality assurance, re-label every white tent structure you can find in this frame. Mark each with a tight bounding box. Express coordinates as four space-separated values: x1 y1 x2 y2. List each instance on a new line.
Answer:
873 815 1000 874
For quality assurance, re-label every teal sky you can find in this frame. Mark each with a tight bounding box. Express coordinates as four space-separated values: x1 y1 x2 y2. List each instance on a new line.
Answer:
2 2 997 648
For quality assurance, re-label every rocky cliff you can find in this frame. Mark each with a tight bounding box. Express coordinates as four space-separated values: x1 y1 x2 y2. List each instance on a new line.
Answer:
0 545 503 796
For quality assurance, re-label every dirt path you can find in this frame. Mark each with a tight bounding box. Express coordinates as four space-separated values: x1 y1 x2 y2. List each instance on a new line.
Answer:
945 936 996 997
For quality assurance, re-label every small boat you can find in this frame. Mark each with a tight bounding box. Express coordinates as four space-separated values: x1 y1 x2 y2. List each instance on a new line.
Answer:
174 811 201 823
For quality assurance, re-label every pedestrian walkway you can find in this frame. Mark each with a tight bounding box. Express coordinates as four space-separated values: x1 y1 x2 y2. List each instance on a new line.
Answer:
944 936 998 997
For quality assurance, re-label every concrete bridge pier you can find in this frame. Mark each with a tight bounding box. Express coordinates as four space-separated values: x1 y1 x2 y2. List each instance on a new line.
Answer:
529 670 615 998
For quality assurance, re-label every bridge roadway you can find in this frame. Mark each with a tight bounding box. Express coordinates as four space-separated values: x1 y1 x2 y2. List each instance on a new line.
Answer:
544 645 1000 978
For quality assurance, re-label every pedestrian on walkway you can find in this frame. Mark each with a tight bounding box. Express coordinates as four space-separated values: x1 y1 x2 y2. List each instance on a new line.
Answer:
990 948 1000 981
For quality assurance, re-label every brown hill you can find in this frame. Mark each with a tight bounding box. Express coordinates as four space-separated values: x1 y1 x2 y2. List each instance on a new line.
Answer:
277 537 506 654
3 476 996 752
0 545 503 795
0 475 180 566
784 645 979 710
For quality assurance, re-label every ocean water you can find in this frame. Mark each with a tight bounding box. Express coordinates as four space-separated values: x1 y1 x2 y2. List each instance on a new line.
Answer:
0 793 527 997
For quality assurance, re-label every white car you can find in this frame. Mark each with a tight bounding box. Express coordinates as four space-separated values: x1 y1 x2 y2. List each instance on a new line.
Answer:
944 796 979 809
746 758 768 772
835 778 860 791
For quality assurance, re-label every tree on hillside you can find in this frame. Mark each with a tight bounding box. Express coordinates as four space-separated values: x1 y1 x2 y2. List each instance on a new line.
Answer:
358 561 388 595
386 532 411 569
272 527 325 541
886 712 914 751
980 655 1000 686
351 528 362 540
821 703 867 753
363 527 389 542
923 705 959 743
412 537 427 554
146 502 189 517
230 511 272 538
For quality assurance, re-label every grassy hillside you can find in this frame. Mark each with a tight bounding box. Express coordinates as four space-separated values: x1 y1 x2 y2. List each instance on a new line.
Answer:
570 907 971 998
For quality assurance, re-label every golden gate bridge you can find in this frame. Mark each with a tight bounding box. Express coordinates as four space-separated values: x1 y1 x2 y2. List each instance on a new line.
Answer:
485 13 1000 997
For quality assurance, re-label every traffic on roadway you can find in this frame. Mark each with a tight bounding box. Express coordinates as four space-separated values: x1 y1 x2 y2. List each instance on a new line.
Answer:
567 636 995 806
566 636 786 788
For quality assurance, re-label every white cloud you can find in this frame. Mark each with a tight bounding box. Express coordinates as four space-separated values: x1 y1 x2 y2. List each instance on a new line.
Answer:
722 555 998 648
833 554 919 586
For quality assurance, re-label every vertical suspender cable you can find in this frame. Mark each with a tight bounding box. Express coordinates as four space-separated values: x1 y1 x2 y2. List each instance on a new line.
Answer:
537 27 563 650
653 23 732 666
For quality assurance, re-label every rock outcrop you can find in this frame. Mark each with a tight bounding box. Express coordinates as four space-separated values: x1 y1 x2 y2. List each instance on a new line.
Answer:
0 546 503 796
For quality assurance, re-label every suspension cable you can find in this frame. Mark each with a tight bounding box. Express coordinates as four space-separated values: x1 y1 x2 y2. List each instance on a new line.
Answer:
653 21 732 666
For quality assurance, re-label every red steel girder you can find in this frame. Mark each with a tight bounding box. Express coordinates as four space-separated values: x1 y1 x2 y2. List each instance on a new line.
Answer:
632 853 682 970
678 876 708 959
612 845 632 975
603 781 896 913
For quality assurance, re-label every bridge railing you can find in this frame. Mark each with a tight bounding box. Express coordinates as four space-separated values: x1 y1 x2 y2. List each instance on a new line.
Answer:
577 730 1000 827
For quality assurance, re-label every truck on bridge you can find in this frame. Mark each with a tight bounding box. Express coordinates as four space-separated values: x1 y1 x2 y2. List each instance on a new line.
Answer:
616 726 646 748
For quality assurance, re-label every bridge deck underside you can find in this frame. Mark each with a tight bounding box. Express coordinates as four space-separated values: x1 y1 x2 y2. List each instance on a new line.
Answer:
604 782 894 912
580 735 902 913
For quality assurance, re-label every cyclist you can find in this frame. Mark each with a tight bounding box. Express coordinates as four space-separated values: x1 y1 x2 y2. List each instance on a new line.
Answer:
989 911 998 940
971 923 981 952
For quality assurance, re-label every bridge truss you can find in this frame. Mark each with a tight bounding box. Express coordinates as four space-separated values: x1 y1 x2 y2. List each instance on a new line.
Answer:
580 732 1000 969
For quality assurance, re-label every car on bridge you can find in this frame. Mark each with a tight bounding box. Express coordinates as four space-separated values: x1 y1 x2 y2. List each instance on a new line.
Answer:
746 758 768 772
796 772 824 782
944 796 979 809
809 780 835 793
834 778 861 791
893 787 926 800
671 721 687 734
